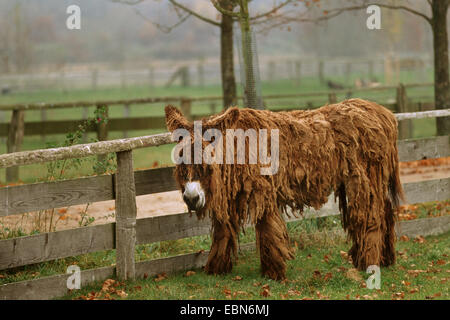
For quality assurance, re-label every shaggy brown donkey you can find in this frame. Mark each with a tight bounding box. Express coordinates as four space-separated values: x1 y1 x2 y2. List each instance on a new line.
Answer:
165 98 404 280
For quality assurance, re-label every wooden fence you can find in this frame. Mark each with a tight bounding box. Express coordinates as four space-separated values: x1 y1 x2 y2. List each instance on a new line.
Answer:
0 109 449 299
0 82 437 182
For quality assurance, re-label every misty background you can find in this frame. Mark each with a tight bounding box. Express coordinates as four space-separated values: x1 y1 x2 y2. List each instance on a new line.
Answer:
0 0 446 88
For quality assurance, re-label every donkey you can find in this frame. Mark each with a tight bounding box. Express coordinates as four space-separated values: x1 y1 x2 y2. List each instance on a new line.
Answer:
165 98 403 280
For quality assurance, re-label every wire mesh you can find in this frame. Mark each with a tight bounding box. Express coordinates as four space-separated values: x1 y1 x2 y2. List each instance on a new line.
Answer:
235 27 263 109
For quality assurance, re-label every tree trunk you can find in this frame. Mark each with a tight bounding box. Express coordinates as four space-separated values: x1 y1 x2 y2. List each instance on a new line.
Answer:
239 0 262 109
431 0 450 135
220 1 237 109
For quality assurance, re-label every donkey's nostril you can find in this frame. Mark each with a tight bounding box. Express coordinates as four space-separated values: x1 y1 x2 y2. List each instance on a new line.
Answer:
183 194 199 210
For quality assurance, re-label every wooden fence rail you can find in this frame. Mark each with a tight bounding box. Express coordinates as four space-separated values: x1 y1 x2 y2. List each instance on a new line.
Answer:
0 82 438 182
0 110 448 299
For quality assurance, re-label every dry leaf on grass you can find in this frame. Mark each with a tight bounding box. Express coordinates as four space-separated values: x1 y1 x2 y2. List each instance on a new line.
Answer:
346 268 362 281
154 272 168 282
414 235 426 243
232 275 243 281
260 284 271 297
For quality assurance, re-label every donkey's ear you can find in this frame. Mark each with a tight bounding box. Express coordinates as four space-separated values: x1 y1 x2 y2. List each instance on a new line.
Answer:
165 105 191 132
205 106 240 127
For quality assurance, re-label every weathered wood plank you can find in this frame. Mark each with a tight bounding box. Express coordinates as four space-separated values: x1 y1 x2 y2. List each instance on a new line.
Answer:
115 151 137 280
402 178 450 204
0 167 176 217
0 266 115 300
398 135 450 162
395 216 450 239
136 213 211 245
6 110 25 183
134 167 177 196
0 132 172 169
135 251 209 279
0 223 115 270
0 175 114 217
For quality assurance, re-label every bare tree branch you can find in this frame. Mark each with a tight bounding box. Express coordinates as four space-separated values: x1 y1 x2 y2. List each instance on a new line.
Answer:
375 3 432 24
134 8 191 33
169 0 221 26
249 0 294 21
211 0 240 18
270 2 433 29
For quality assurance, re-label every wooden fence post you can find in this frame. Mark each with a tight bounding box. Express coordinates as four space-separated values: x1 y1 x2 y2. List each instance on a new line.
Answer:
82 107 89 143
0 110 5 144
91 69 98 90
180 99 192 121
295 60 301 86
318 60 324 84
345 62 352 84
6 109 25 183
123 104 130 138
40 109 47 142
368 60 374 80
287 60 293 81
209 102 217 114
96 105 109 166
268 61 276 82
60 71 65 92
148 66 154 88
197 61 204 87
328 93 337 104
115 150 137 281
181 66 190 87
120 69 126 89
396 83 413 139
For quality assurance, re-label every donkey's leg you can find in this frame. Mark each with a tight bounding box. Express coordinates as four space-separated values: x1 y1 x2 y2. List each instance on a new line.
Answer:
344 175 384 271
351 219 384 271
381 199 396 267
204 218 238 275
255 210 294 280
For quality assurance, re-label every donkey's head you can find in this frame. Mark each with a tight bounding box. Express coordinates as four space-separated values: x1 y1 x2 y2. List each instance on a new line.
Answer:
165 105 240 217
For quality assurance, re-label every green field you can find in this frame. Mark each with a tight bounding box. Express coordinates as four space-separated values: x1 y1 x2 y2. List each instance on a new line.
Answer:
0 74 437 184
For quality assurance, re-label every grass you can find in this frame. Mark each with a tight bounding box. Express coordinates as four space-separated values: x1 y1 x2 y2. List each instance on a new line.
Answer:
1 215 448 300
58 227 449 300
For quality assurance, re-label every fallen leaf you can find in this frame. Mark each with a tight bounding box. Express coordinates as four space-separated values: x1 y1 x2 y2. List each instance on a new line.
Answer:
260 284 271 297
116 290 128 298
101 279 116 293
400 235 409 242
185 271 196 277
154 272 168 282
414 235 426 244
346 268 362 281
339 250 348 260
232 275 243 281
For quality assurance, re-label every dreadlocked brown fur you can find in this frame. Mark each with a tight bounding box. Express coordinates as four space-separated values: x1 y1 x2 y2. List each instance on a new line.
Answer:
165 98 404 280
